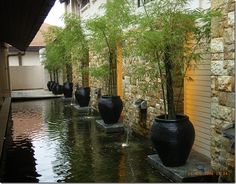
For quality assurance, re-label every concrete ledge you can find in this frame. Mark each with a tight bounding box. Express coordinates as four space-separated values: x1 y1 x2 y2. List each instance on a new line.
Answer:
0 97 11 159
11 90 62 101
148 151 219 182
61 97 73 101
96 120 124 133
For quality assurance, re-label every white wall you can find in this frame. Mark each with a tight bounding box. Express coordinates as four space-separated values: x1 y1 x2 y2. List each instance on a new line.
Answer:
9 50 44 90
10 66 44 90
9 56 19 66
22 52 41 66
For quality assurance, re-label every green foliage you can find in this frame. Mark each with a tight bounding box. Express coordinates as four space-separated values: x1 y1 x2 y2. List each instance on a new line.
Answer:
127 0 219 119
43 13 89 82
86 0 135 95
62 13 89 65
43 26 64 73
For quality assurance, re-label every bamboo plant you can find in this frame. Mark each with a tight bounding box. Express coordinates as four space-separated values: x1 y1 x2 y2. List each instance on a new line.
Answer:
61 13 90 87
43 26 64 84
86 0 135 96
128 0 218 120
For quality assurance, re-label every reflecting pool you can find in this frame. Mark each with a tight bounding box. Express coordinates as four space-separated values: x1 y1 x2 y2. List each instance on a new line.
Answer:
0 99 169 182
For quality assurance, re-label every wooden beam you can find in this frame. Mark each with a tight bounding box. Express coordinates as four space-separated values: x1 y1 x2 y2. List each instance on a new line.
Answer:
116 43 123 99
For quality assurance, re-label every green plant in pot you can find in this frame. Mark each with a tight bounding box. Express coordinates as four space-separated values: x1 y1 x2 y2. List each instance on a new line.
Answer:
43 26 64 95
128 0 218 166
62 13 91 106
86 0 134 124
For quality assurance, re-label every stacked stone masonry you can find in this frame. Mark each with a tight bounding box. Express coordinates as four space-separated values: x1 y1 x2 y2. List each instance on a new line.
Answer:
210 0 235 182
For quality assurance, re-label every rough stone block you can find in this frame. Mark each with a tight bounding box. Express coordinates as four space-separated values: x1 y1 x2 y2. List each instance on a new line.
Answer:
218 76 234 92
211 102 220 118
219 105 233 122
218 92 235 107
227 11 234 26
211 53 224 60
224 28 234 44
224 60 235 75
211 38 224 53
211 60 227 75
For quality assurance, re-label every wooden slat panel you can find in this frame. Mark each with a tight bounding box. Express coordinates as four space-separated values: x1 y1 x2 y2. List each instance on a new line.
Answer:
187 110 211 119
194 126 211 134
185 101 210 108
185 105 211 114
185 75 211 81
185 61 211 157
193 145 210 157
184 91 211 97
195 137 211 146
187 70 210 76
185 80 211 87
195 129 210 140
185 85 211 92
185 96 211 103
192 64 211 70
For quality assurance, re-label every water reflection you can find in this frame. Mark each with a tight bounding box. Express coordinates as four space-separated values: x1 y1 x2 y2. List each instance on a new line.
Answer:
0 99 168 182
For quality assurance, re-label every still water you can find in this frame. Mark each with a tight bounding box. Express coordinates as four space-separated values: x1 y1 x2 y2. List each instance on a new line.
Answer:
0 99 168 182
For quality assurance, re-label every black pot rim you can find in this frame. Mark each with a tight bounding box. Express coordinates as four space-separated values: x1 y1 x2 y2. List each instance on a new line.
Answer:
101 95 121 99
155 114 189 123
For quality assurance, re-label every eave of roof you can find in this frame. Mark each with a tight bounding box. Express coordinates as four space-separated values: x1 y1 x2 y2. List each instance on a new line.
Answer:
0 0 56 51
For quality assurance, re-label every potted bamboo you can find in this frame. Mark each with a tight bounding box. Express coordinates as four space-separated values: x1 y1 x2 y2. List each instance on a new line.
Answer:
86 0 134 124
62 14 91 107
129 0 218 166
43 26 64 95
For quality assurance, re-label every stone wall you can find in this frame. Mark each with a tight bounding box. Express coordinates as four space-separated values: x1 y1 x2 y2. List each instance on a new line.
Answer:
210 0 235 181
122 57 184 137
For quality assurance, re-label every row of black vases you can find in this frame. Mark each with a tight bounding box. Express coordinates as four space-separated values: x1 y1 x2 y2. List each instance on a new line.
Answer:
48 81 195 168
47 81 73 98
95 94 195 168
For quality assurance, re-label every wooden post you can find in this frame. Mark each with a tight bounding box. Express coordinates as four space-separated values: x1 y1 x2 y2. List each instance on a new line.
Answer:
116 43 123 99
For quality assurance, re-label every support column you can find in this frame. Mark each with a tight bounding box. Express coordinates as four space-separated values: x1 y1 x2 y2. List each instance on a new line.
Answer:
0 42 11 98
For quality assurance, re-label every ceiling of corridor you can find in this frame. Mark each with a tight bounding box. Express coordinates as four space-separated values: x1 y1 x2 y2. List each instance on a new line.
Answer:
0 0 56 51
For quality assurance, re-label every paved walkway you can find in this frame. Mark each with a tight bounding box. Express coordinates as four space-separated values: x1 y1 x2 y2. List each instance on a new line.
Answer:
11 89 63 100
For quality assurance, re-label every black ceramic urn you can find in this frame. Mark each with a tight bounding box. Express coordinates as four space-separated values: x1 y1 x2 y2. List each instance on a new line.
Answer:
150 114 195 167
98 95 123 124
63 81 73 98
75 87 91 107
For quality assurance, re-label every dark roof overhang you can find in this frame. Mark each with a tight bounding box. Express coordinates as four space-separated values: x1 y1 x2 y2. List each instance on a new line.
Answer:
0 0 56 51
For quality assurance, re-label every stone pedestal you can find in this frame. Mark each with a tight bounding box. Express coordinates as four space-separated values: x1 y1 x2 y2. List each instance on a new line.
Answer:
148 151 219 182
72 105 100 117
96 120 124 133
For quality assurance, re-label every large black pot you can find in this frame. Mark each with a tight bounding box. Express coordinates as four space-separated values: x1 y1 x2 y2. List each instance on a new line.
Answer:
150 114 195 167
48 81 56 92
98 95 123 124
63 82 73 98
75 87 90 107
47 81 53 91
52 83 63 95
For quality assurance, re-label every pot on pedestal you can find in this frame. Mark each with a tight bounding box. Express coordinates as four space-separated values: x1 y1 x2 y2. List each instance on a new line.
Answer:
150 114 195 167
75 86 91 107
63 81 73 98
98 95 123 124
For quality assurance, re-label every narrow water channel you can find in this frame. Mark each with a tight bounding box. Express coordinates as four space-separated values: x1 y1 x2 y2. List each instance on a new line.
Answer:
0 99 168 182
